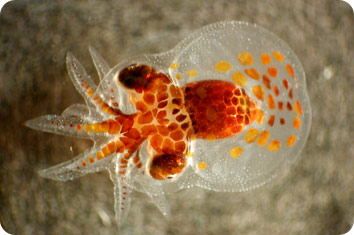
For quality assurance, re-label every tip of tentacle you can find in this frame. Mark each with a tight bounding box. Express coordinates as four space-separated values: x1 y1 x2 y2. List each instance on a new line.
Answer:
24 117 40 130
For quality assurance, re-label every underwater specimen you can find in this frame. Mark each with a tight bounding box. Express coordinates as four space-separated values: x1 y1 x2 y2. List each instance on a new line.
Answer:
25 21 311 226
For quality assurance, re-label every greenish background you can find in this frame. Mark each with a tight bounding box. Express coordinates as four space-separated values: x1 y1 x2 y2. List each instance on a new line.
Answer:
0 0 353 234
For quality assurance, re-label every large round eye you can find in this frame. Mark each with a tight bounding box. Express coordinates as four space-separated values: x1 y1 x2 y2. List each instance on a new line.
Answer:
148 153 187 180
118 64 155 92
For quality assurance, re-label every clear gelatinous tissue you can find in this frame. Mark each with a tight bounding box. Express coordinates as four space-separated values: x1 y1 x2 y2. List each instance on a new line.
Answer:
25 21 311 226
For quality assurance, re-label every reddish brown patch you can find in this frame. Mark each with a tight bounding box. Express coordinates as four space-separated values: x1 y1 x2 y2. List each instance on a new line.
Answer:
289 88 293 99
280 118 285 125
183 80 257 139
170 85 182 98
138 111 153 124
136 101 148 113
162 138 174 154
273 85 280 96
175 141 186 153
158 101 168 109
141 125 157 136
157 125 170 136
150 134 163 150
170 130 184 141
268 115 275 127
278 101 284 111
124 128 141 140
287 102 292 111
282 79 289 89
157 92 168 102
262 75 271 89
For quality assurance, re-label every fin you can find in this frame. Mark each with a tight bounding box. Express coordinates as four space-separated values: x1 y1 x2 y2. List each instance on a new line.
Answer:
39 143 114 181
89 46 110 82
108 157 132 226
66 52 98 109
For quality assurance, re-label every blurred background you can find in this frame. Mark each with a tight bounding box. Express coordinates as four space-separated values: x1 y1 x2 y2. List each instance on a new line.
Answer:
0 0 353 234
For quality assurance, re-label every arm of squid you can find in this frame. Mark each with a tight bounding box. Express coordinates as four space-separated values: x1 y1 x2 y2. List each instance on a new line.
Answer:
108 156 132 227
38 143 114 181
66 52 98 109
88 46 110 82
25 113 113 140
24 115 100 139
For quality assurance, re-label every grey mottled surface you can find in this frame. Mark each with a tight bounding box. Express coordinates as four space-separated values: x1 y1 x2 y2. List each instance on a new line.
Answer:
0 0 353 234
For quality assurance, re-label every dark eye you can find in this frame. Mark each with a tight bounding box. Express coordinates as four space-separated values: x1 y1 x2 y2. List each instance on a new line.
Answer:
149 153 187 180
118 64 155 91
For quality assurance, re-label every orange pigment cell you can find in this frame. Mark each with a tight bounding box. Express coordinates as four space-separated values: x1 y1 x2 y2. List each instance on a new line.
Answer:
108 119 121 134
157 125 169 136
268 67 278 77
252 85 265 101
294 100 303 115
238 52 254 65
244 128 260 143
283 79 289 89
136 101 148 112
88 157 94 163
268 115 275 127
289 88 293 99
273 85 280 96
273 51 284 62
268 94 275 109
232 71 247 87
267 140 281 152
293 116 301 129
170 85 182 98
245 68 260 80
230 146 243 158
255 109 265 124
187 70 198 77
287 102 292 111
287 135 296 146
183 80 258 140
96 152 104 160
286 64 295 78
138 111 153 124
261 53 272 65
262 75 271 89
150 134 163 150
278 101 284 111
257 130 270 146
215 61 232 72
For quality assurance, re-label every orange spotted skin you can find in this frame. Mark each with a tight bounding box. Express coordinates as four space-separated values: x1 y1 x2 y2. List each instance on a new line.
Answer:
183 80 258 140
82 65 260 179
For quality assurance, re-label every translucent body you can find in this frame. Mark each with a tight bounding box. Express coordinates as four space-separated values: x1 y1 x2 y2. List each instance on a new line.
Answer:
25 21 311 226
